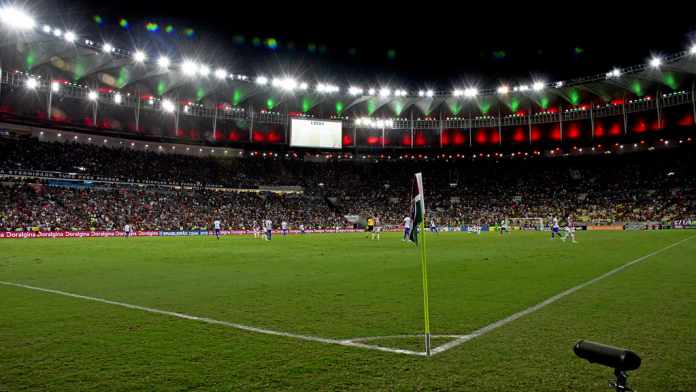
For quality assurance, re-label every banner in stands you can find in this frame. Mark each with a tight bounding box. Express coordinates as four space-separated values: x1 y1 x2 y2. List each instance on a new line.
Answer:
0 229 368 239
586 225 625 231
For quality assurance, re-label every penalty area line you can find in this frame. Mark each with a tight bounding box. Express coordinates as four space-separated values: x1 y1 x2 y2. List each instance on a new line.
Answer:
429 234 696 356
0 280 425 357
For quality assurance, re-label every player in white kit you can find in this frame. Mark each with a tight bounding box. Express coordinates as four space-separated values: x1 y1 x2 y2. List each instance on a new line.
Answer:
281 221 289 236
124 223 131 238
403 216 412 242
371 216 382 240
213 219 222 240
551 217 560 240
562 215 578 243
252 221 261 239
264 219 273 241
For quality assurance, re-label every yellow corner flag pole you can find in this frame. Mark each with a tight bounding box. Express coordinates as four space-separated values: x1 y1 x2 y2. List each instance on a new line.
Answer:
420 217 432 356
413 172 431 356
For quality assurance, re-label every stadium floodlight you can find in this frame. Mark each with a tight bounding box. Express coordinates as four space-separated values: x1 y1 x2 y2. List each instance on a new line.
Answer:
367 88 376 95
181 60 198 76
63 31 76 43
0 7 36 30
198 65 210 77
25 78 38 90
42 24 51 33
532 81 545 91
554 81 564 88
418 90 425 97
52 28 62 37
157 56 171 68
348 86 364 96
51 81 60 92
606 68 621 78
87 91 98 101
161 99 175 113
426 89 434 97
649 56 662 68
690 44 696 55
273 77 298 91
317 83 339 94
102 43 114 53
255 75 269 85
214 68 227 80
516 84 529 92
113 92 122 104
463 87 478 98
299 82 308 90
379 87 391 97
497 85 510 95
453 89 463 97
133 50 147 63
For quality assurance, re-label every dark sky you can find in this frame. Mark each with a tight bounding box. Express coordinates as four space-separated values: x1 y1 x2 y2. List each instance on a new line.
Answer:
34 0 696 90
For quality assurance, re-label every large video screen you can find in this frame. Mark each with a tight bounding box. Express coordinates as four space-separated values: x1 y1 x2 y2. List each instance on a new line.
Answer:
290 119 343 149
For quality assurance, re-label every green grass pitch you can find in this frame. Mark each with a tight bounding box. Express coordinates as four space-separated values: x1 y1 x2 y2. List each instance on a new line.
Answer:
1 230 695 391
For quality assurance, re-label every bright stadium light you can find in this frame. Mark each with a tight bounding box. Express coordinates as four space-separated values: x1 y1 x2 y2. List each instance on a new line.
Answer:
157 56 171 68
133 50 147 63
214 68 227 80
52 28 61 37
51 81 60 92
497 85 510 95
114 92 122 104
367 88 376 95
88 91 98 101
0 7 36 30
102 43 114 53
63 31 76 42
198 65 210 77
532 81 545 91
418 90 425 97
464 87 478 98
273 77 298 91
181 60 198 76
379 87 391 97
255 75 269 85
426 89 434 97
606 68 621 78
161 99 175 113
348 86 364 96
453 89 463 97
516 84 529 92
649 56 662 68
25 78 38 90
317 83 339 93
42 24 50 33
690 44 696 55
299 82 308 90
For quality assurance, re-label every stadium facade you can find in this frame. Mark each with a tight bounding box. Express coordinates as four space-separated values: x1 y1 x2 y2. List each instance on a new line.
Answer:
1 8 695 158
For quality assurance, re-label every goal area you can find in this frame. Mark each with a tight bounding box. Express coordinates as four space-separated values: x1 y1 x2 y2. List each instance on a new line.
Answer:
506 217 544 231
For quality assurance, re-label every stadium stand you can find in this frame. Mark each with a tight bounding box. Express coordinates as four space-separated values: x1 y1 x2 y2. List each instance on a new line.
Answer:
1 136 694 231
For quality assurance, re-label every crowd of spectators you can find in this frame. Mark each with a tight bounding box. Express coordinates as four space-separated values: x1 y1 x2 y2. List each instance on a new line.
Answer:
1 136 694 231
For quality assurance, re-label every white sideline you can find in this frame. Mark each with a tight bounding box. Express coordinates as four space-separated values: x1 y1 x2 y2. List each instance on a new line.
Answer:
0 280 424 357
1 234 693 357
429 234 696 355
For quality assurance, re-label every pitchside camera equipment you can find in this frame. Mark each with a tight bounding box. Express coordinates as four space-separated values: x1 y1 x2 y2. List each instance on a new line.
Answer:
574 340 642 391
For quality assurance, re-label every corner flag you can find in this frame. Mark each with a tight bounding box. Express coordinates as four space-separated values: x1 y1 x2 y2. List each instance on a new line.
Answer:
410 172 432 355
409 172 425 244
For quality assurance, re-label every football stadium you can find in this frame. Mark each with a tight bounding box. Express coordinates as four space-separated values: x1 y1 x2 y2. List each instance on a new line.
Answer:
1 3 696 391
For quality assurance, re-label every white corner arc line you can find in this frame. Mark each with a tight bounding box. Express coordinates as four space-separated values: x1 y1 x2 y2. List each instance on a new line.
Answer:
0 280 424 357
430 234 696 356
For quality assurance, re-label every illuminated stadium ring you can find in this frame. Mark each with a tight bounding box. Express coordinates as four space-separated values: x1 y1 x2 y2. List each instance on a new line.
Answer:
2 6 696 99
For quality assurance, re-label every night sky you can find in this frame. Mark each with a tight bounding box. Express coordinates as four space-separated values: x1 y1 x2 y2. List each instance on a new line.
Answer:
29 0 696 90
